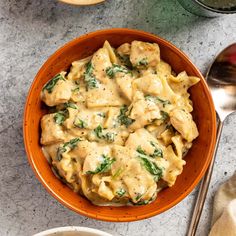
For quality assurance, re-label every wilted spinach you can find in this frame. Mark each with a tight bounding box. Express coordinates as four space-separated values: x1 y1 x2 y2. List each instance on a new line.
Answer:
43 74 65 94
86 155 115 174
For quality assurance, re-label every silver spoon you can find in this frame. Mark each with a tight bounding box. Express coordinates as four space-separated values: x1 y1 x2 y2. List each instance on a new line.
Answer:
188 43 236 236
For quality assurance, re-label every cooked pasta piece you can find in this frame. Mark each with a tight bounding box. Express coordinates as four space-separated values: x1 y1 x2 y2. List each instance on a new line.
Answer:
162 145 186 187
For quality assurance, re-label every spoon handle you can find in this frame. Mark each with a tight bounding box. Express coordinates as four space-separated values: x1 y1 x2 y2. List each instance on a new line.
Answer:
187 120 223 236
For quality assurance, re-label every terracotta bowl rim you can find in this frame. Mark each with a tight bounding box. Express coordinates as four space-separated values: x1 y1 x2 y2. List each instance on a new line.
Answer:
23 28 216 222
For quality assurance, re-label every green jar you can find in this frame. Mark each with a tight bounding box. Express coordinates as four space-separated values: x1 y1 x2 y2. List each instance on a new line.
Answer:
177 0 236 17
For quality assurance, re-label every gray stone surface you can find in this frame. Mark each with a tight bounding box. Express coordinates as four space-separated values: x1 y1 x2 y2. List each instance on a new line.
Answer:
0 0 236 235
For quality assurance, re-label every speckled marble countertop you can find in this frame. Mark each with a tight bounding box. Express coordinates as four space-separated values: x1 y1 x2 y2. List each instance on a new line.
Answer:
0 0 236 235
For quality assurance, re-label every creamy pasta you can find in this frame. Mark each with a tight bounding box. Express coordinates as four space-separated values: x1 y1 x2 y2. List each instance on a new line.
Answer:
40 40 199 206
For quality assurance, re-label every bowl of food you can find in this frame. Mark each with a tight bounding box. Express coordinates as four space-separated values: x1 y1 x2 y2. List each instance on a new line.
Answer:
34 226 112 236
23 28 216 222
58 0 105 6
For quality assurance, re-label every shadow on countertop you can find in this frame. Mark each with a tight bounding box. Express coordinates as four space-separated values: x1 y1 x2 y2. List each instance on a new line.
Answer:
0 0 224 236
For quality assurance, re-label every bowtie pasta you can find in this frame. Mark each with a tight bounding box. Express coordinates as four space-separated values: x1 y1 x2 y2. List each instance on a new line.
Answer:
40 40 199 206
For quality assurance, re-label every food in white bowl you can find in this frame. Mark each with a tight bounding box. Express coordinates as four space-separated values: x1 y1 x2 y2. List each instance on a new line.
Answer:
40 40 200 206
34 226 112 236
59 0 105 6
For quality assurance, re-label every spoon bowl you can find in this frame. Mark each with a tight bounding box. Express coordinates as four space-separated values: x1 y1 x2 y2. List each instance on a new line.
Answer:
188 43 236 236
207 43 236 120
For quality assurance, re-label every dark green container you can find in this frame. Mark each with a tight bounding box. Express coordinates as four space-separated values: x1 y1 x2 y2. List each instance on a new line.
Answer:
177 0 236 17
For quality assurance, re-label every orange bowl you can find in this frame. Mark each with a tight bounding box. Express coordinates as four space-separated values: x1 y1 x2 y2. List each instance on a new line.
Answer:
23 28 216 222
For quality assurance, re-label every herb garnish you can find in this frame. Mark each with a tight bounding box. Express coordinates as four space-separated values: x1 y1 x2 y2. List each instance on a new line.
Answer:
74 119 87 129
134 197 154 205
160 110 169 121
54 109 69 125
139 157 163 180
145 95 171 108
94 125 116 143
64 102 77 109
136 146 163 179
86 154 115 174
150 141 163 158
136 58 148 67
135 193 143 201
43 74 65 93
136 146 147 156
137 144 163 159
157 98 171 108
135 200 150 205
84 61 99 90
117 105 134 127
54 103 77 125
104 132 116 143
116 188 126 197
94 125 103 138
106 64 131 78
72 86 80 92
166 124 175 132
117 54 133 69
57 138 81 161
112 168 123 179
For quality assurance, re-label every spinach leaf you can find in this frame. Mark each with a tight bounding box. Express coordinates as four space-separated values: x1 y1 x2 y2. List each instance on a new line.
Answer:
86 154 115 174
136 58 148 67
112 168 123 179
64 138 81 149
135 193 143 201
134 199 150 205
160 110 169 121
57 138 81 161
157 97 171 108
118 105 134 127
72 86 80 92
136 146 148 156
43 74 65 94
133 193 155 205
150 141 163 158
104 132 116 143
116 188 126 197
84 61 99 90
144 95 156 103
166 124 175 132
134 197 154 205
64 102 77 109
94 125 103 138
94 125 116 143
54 102 77 125
74 119 87 129
54 110 69 125
106 64 131 78
117 54 133 69
139 157 163 180
137 144 163 159
145 95 171 108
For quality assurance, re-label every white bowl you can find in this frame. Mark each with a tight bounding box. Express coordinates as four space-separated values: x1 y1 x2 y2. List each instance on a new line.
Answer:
34 226 113 236
59 0 105 6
